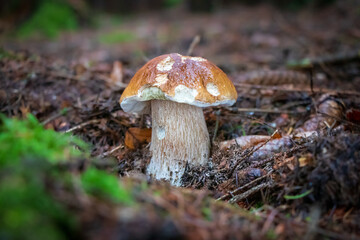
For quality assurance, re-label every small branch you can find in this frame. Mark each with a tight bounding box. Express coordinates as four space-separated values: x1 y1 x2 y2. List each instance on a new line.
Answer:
228 180 275 204
65 119 103 133
227 107 302 114
186 35 201 56
99 144 124 158
217 170 273 201
234 83 360 96
41 107 70 125
318 111 360 130
212 110 221 143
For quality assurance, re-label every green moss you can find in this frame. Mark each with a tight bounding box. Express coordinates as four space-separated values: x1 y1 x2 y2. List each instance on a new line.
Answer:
99 31 137 44
81 167 135 205
0 114 82 239
0 114 87 166
17 1 78 39
164 0 183 8
201 207 212 221
0 114 136 239
265 228 277 240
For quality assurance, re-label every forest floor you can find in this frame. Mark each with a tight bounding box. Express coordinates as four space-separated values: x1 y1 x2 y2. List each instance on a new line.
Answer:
1 2 360 239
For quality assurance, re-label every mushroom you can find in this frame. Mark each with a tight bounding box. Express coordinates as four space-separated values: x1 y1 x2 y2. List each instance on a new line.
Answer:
120 53 237 186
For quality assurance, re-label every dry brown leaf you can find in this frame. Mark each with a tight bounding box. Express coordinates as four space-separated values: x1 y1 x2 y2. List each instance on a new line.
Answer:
318 97 344 126
20 105 30 117
346 108 360 124
125 127 152 150
272 131 282 139
74 63 87 76
109 61 127 89
219 135 270 150
298 153 314 167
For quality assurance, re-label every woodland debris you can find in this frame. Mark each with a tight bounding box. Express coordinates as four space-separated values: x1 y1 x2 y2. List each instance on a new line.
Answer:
235 70 308 86
220 135 270 150
124 127 151 150
108 61 128 89
287 50 360 70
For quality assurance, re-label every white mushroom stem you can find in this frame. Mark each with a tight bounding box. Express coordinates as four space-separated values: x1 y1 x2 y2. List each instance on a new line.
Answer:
147 100 210 186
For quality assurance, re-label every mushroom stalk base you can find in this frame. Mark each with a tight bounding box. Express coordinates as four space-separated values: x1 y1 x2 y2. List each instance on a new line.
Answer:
147 100 210 186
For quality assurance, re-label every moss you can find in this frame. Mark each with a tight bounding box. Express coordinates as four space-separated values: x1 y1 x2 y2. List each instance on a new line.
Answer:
0 114 82 239
99 31 137 44
17 1 78 39
81 167 135 205
0 114 135 238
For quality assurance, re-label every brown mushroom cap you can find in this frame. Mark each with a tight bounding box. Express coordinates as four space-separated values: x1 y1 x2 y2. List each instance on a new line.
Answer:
120 53 238 113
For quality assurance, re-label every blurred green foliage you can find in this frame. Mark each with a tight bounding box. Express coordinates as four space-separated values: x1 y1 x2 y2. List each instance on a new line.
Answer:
164 0 184 8
0 114 134 239
0 114 82 239
0 48 19 60
0 114 86 165
17 0 78 39
81 167 134 205
98 31 137 44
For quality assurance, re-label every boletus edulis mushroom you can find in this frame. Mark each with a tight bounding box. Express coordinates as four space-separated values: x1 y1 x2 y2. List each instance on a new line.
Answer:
120 53 237 186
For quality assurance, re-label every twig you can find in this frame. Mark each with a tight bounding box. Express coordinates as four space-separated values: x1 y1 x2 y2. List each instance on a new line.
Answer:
41 107 70 125
226 107 302 114
99 144 124 158
41 96 97 125
233 83 360 96
186 35 201 56
229 130 279 177
318 111 360 129
286 50 360 70
217 170 273 201
261 209 278 235
228 180 275 204
212 110 221 143
65 119 103 133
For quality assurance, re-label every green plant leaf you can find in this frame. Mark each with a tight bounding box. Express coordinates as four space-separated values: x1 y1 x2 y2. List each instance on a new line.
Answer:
284 189 313 200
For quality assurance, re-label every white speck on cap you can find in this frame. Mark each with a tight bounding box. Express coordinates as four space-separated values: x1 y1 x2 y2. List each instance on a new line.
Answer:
206 83 220 96
138 86 165 100
191 57 206 62
172 85 198 103
156 56 175 71
154 73 168 86
181 56 206 63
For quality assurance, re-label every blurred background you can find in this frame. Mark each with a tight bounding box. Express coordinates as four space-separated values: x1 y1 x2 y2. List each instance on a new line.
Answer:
1 0 358 73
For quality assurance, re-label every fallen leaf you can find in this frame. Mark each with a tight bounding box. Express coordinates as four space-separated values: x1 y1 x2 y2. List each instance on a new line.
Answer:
219 135 270 150
125 127 152 149
272 131 282 139
346 108 360 124
20 104 30 117
109 61 127 89
298 154 313 167
74 63 87 76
